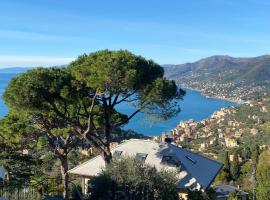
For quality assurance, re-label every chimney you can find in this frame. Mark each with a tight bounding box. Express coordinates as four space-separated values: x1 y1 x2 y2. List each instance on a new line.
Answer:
164 138 172 143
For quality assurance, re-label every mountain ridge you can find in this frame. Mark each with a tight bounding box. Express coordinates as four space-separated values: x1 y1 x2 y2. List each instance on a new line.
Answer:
164 55 270 101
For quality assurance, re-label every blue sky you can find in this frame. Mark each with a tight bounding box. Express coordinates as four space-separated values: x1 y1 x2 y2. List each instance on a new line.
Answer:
0 0 270 68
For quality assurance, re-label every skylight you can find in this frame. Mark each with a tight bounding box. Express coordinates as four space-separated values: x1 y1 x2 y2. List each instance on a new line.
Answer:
113 150 123 158
135 153 148 162
161 155 180 166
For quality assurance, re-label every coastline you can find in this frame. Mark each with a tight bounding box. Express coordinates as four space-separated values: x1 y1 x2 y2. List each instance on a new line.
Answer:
180 86 243 104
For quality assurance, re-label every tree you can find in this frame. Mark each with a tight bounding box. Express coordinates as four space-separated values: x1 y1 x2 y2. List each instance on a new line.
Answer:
0 113 42 187
238 160 253 192
88 157 179 200
242 146 252 160
187 189 204 200
3 68 82 199
214 170 230 184
227 191 238 200
223 151 230 173
67 50 185 163
251 145 260 164
230 152 240 181
256 150 270 200
215 151 231 183
3 50 184 196
206 188 217 200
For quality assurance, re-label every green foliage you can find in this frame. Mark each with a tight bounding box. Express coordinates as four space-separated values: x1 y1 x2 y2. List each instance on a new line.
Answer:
2 68 84 198
3 50 184 164
230 152 240 181
223 151 230 173
214 169 230 184
256 150 270 200
206 188 217 200
227 191 238 200
68 50 185 120
0 113 43 187
69 50 163 92
0 143 42 187
214 151 232 184
187 189 204 200
2 50 184 197
87 175 113 200
237 160 253 192
241 147 252 160
259 121 270 134
4 67 78 113
88 157 179 200
251 145 260 164
0 112 37 148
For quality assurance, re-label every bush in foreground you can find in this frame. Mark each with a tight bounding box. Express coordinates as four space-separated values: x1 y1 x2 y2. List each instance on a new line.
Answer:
88 157 179 200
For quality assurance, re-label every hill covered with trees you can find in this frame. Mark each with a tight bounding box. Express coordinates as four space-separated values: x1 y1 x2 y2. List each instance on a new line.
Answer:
164 55 270 102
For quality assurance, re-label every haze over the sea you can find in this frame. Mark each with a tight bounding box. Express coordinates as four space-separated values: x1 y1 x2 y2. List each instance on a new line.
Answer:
0 70 237 136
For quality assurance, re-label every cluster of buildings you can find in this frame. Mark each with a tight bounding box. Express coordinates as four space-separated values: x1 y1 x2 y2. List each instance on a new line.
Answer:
178 75 267 103
158 95 270 160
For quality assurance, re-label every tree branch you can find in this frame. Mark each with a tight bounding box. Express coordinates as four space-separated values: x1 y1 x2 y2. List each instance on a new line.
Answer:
113 108 141 128
113 100 149 128
113 90 138 106
83 89 99 137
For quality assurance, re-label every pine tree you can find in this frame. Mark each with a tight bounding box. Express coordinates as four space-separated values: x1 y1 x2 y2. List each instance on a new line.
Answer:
223 151 230 173
230 152 240 181
217 151 231 183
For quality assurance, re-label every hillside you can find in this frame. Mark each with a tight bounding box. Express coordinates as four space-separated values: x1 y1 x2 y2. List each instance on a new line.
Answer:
167 93 270 191
164 55 270 102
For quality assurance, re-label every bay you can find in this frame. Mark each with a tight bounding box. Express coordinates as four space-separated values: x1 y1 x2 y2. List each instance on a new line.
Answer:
0 72 237 136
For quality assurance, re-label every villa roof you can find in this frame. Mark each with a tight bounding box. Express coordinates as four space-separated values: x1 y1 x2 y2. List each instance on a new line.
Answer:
68 139 222 190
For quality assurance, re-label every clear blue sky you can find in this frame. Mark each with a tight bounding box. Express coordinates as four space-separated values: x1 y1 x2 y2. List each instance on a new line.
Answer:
0 0 270 67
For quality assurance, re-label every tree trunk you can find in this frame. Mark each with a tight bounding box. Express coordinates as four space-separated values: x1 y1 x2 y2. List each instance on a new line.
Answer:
103 106 113 165
103 146 112 165
60 156 69 199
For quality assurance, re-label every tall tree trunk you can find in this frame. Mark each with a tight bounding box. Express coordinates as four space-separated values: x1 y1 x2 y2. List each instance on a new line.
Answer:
59 155 69 199
103 144 112 164
103 105 112 165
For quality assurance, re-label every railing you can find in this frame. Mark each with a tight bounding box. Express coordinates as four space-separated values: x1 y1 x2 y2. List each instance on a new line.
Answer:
0 186 40 200
0 178 84 200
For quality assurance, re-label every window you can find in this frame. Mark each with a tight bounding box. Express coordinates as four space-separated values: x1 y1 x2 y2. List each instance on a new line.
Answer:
113 150 123 158
135 153 148 162
161 155 173 162
161 155 179 166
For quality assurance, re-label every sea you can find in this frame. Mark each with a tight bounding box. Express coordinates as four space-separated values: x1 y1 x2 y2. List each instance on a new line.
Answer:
0 71 237 136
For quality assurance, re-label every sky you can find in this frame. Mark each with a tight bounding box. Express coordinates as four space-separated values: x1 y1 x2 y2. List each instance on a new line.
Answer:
0 0 270 68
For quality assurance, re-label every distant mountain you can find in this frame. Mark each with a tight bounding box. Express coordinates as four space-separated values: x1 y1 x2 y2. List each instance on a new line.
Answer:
0 65 67 74
164 55 270 101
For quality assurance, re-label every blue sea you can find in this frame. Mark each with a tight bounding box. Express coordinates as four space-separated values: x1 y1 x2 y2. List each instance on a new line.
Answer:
0 71 237 136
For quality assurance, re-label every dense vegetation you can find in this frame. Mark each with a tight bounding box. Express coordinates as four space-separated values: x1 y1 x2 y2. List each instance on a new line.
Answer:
88 157 179 200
